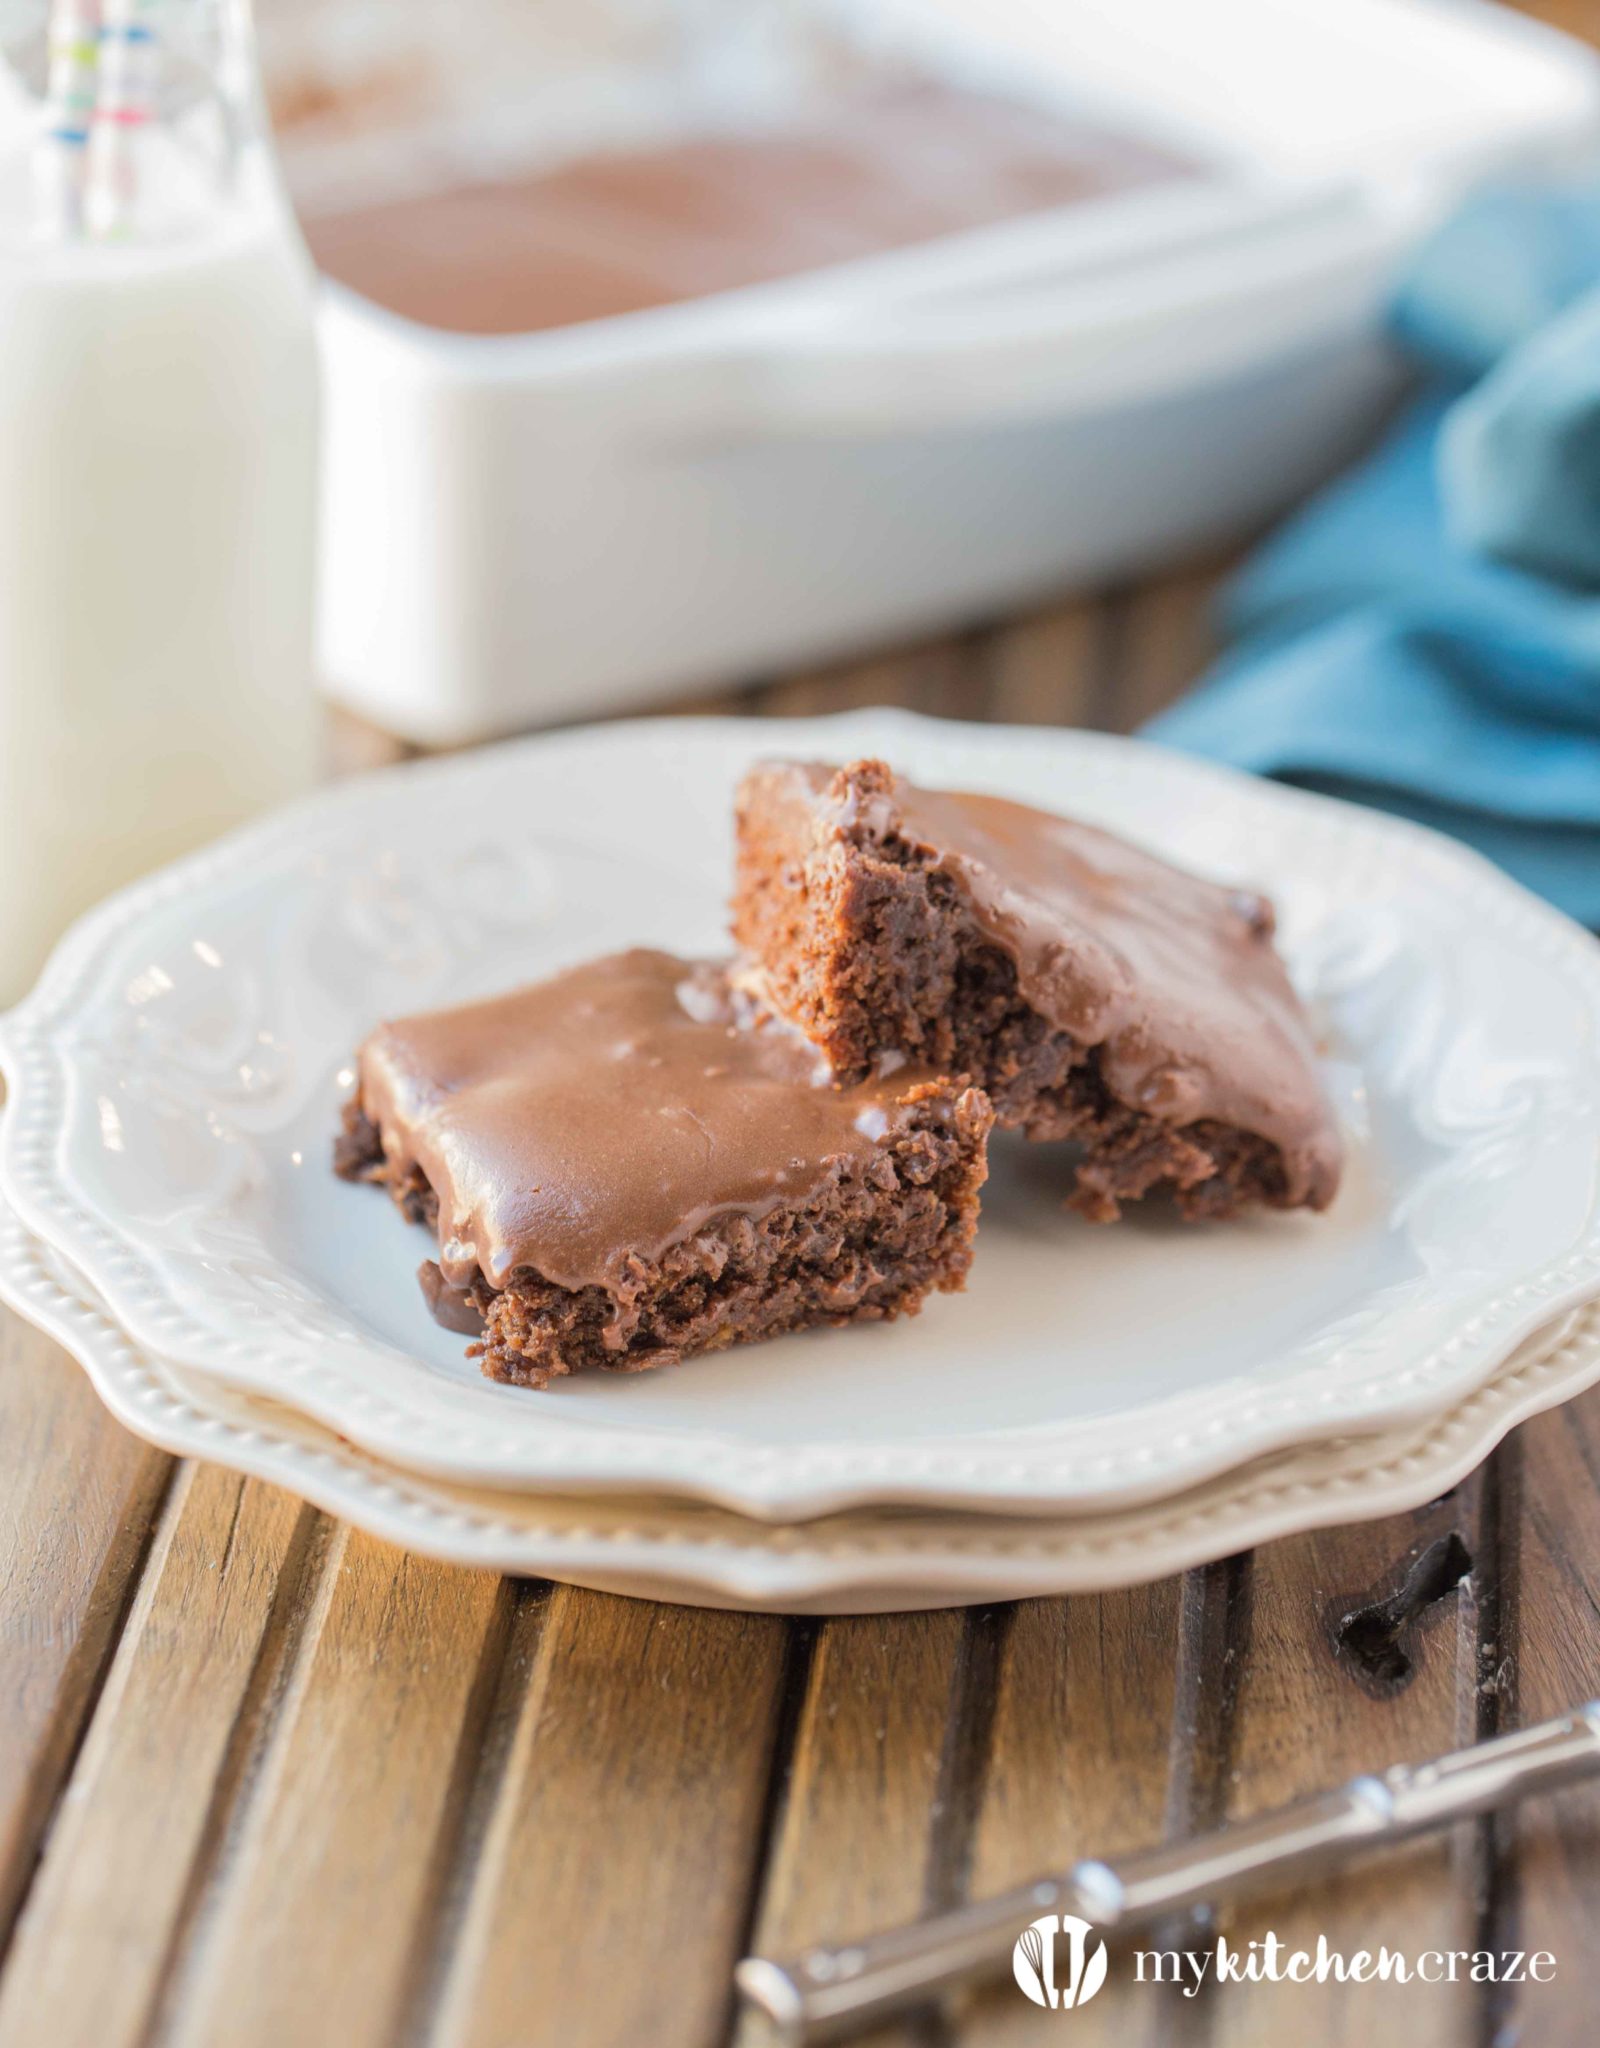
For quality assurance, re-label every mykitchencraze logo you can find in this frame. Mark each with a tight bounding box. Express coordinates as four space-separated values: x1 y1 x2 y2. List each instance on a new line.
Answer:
1013 1920 1557 2010
1136 1934 1559 1995
1012 1915 1109 2010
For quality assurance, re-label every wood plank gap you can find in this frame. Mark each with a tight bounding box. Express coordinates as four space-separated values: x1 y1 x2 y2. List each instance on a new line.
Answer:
731 1611 968 2048
720 1615 822 2045
948 626 998 727
1471 1441 1523 2048
1143 1555 1251 2047
976 597 1106 728
1166 1556 1253 1839
1476 1384 1600 2043
917 1606 1010 2048
1085 590 1134 736
726 678 776 718
137 1508 343 2045
404 1577 554 2048
923 1606 1011 1917
953 619 1045 728
956 627 1001 726
0 1453 178 1971
1202 1488 1487 2047
433 1593 789 2048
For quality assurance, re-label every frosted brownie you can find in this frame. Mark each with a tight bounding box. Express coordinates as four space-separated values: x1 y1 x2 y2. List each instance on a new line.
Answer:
731 760 1341 1222
335 948 992 1386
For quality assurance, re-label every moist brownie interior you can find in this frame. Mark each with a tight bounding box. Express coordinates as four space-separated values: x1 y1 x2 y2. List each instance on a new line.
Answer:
731 758 1342 1222
336 948 992 1386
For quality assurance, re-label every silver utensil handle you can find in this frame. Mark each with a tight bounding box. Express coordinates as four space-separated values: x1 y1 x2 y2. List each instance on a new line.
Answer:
736 1703 1600 2044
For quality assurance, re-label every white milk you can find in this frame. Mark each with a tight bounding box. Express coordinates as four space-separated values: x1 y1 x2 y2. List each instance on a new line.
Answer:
0 144 320 1006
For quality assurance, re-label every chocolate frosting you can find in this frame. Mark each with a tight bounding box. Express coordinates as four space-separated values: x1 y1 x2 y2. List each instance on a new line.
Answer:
782 760 1341 1206
303 84 1193 336
355 948 951 1293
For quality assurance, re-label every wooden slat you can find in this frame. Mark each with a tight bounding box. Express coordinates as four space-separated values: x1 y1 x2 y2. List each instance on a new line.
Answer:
1106 551 1237 736
950 1578 1194 2046
0 1465 314 2048
1513 0 1600 36
1490 1396 1600 2046
429 1586 788 2048
1202 1488 1487 2043
0 1321 172 1950
754 636 981 721
324 702 417 778
979 600 1112 731
736 1610 999 2048
152 1525 514 2048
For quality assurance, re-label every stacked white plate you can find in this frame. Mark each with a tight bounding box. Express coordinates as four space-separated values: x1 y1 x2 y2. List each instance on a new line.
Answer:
4 713 1599 1611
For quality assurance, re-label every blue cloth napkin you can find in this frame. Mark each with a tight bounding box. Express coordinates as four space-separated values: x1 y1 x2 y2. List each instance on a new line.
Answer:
1147 182 1600 926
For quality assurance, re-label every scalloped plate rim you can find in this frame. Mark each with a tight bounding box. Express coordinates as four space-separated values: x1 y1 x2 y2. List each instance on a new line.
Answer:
0 711 1598 1520
0 1193 1595 1612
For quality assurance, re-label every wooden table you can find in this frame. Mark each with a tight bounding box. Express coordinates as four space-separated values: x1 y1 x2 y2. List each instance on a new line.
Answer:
8 0 1600 2020
3 558 1598 2048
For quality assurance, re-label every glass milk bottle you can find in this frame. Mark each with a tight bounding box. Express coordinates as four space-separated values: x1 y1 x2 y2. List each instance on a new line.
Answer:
0 0 319 1006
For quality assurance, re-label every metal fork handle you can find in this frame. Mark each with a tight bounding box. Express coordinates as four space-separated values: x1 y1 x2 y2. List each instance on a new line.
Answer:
736 1702 1600 2044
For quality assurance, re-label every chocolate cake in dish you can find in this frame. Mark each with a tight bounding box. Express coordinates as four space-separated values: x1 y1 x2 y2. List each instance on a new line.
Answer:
304 85 1195 338
731 759 1341 1222
335 948 992 1387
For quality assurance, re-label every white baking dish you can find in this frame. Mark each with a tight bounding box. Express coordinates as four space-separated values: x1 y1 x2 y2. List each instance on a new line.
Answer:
309 0 1600 743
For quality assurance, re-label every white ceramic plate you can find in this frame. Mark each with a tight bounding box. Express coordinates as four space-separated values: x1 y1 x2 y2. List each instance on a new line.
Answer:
0 1194 1593 1613
2 712 1598 1519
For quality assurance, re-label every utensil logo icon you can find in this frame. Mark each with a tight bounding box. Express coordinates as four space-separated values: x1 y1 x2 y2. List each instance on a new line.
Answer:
1012 1913 1109 2010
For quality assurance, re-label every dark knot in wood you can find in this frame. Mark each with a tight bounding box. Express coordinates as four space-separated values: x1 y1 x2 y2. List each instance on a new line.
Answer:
1329 1533 1474 1697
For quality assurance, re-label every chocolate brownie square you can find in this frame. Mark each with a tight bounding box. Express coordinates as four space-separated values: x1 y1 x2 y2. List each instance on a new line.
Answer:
335 948 992 1386
732 759 1341 1221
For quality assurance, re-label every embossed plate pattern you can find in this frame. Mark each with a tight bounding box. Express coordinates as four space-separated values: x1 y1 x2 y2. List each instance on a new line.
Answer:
1 712 1598 1517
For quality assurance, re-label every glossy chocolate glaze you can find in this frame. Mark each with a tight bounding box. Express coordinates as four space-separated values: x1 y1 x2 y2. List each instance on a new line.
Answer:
303 84 1195 335
417 1260 485 1336
354 947 954 1293
774 759 1341 1206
